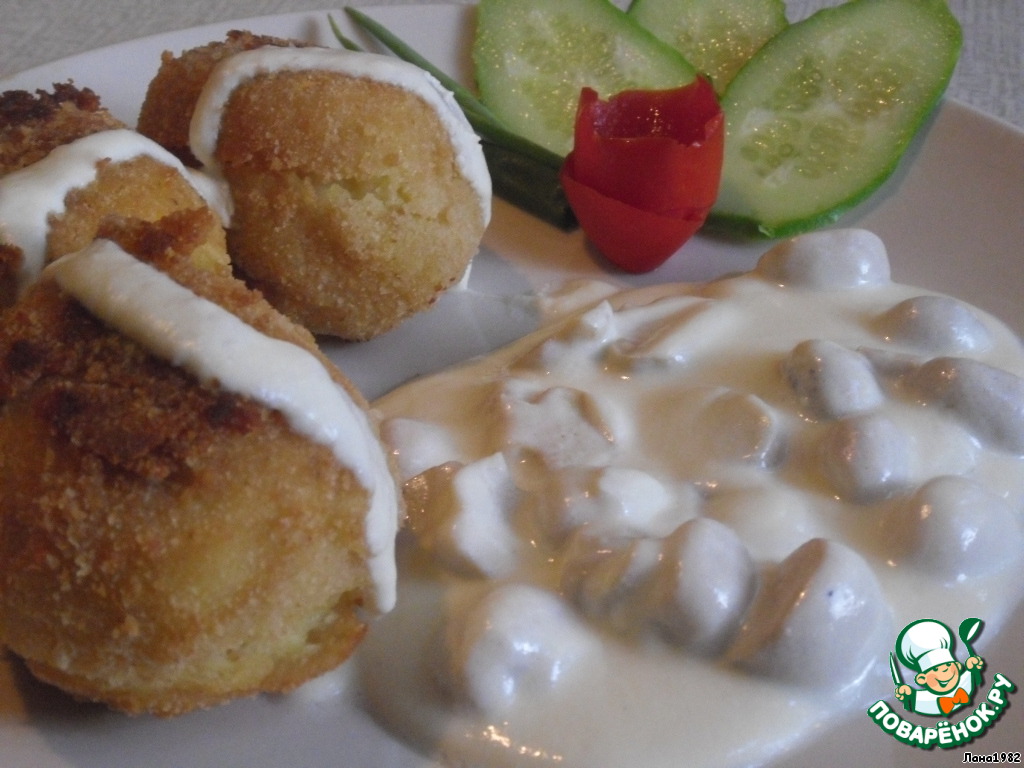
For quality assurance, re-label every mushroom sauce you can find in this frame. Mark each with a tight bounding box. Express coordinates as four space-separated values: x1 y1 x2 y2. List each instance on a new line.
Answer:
360 229 1024 767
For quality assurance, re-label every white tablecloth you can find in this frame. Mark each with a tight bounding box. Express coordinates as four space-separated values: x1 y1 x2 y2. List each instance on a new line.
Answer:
0 0 1021 131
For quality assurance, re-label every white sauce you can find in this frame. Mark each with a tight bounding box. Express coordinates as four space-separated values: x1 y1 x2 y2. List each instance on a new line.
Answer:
44 239 399 614
189 46 492 225
362 229 1024 767
0 129 231 295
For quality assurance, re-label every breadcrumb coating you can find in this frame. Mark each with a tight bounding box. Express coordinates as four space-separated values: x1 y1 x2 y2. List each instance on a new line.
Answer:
0 82 117 174
0 211 395 715
220 69 485 339
137 30 300 167
138 35 487 340
0 83 230 305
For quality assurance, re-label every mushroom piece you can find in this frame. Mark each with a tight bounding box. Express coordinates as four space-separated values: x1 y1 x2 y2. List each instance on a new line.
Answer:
728 538 891 689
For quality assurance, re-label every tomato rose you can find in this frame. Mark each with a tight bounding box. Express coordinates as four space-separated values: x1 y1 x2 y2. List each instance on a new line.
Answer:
560 76 724 273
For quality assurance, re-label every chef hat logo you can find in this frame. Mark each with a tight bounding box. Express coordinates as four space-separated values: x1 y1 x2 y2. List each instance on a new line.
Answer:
896 618 957 673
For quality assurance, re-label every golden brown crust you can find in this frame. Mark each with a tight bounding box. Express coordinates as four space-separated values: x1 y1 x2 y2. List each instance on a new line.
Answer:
1 211 256 480
0 83 231 304
0 84 124 301
137 31 301 167
0 82 120 174
46 155 231 277
0 212 386 716
0 288 263 481
219 69 485 339
137 33 487 340
1 387 370 715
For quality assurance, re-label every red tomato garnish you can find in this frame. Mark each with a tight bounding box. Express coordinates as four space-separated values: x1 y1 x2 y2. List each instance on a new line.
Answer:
560 76 724 273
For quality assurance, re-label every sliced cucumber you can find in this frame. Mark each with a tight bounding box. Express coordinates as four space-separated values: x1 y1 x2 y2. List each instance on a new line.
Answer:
627 0 787 95
473 0 697 156
710 0 962 239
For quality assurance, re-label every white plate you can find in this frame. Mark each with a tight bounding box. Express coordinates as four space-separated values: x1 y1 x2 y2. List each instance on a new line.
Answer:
1 6 1022 767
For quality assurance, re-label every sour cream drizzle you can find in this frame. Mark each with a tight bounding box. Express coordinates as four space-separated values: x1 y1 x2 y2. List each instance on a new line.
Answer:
189 46 491 225
0 129 229 295
45 239 399 614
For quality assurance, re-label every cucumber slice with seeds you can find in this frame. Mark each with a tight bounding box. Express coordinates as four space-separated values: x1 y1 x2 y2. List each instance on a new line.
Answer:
627 0 788 94
473 0 697 157
710 0 962 239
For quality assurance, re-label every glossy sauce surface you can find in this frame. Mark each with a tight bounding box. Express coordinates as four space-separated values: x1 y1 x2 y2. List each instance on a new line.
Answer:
363 230 1024 767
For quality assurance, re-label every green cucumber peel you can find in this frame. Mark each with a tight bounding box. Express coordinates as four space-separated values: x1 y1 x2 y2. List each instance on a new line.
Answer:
627 0 788 94
335 8 577 230
710 0 962 239
473 0 698 156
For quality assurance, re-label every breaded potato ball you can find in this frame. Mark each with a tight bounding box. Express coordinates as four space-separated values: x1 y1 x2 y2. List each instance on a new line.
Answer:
0 211 400 716
0 83 229 305
0 82 119 174
136 30 298 168
139 38 491 340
